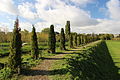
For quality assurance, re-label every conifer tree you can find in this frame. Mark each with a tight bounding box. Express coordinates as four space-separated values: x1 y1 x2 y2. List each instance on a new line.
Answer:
83 35 86 44
69 34 73 48
65 21 71 40
65 21 70 36
31 25 39 59
80 34 83 44
48 25 56 53
74 33 77 46
60 28 66 50
8 18 22 73
78 35 81 45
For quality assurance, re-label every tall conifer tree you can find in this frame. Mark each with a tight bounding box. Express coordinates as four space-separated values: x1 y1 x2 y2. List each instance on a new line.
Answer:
78 35 81 45
60 28 66 50
69 34 73 48
74 33 77 46
65 21 70 35
31 25 39 59
48 25 56 53
8 17 22 73
65 21 71 40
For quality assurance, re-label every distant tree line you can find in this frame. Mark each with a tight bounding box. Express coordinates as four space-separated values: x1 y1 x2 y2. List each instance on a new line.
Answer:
0 28 115 43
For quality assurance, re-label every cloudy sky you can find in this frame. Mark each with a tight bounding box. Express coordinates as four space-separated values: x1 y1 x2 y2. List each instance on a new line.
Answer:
0 0 120 33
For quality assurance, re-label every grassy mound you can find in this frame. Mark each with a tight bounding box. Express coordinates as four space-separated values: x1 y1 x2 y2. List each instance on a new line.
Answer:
106 40 120 73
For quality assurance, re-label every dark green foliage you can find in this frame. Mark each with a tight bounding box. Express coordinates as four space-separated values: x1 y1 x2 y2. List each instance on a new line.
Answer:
69 34 73 48
0 63 4 69
83 35 87 44
65 21 71 41
65 21 70 36
60 28 66 50
48 25 56 53
99 34 113 40
67 41 120 80
105 34 114 40
80 34 84 44
31 26 39 59
8 18 22 73
78 35 81 45
74 33 77 46
84 35 87 44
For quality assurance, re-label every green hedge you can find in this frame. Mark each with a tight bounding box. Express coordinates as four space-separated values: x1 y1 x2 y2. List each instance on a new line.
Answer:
67 41 120 80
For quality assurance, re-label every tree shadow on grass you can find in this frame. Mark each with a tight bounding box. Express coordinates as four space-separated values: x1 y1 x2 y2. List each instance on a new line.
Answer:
55 52 80 55
65 49 82 52
55 52 73 54
42 57 65 60
114 62 120 64
22 68 68 76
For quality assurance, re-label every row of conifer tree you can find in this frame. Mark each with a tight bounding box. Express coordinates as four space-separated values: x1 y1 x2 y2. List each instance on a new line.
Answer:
8 18 98 74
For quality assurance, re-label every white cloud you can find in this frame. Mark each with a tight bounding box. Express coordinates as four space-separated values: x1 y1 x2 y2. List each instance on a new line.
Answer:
19 22 32 31
0 23 10 33
0 0 120 34
35 0 98 27
19 21 52 32
17 0 98 32
34 22 52 32
0 0 18 15
74 0 120 34
107 0 120 20
76 19 120 34
18 2 37 19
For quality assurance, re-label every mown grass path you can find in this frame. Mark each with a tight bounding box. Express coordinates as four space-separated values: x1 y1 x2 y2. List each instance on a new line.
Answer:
22 41 99 80
106 40 120 73
22 54 65 80
22 48 81 80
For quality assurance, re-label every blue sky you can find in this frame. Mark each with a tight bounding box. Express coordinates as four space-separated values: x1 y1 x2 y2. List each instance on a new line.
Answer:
0 0 120 33
83 0 108 19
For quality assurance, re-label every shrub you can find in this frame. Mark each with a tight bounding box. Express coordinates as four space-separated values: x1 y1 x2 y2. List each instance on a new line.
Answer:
0 67 12 79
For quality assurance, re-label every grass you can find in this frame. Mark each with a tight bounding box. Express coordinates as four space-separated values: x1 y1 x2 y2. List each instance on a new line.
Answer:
0 42 60 56
0 57 8 63
0 42 63 68
1 40 120 79
106 40 120 72
49 57 71 80
0 43 10 45
48 51 74 80
1 41 111 79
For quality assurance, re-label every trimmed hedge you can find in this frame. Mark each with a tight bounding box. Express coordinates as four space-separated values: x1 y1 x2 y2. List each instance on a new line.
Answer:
67 41 120 80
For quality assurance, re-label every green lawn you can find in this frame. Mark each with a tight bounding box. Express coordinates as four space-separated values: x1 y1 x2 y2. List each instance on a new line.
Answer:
106 40 120 70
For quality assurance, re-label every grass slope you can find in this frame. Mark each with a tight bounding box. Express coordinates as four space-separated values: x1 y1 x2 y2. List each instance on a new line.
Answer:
66 40 119 80
106 40 120 72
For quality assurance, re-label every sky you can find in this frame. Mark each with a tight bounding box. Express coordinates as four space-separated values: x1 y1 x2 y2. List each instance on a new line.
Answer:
0 0 120 34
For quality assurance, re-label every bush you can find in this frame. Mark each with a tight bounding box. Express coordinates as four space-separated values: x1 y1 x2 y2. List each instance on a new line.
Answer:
0 67 12 79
